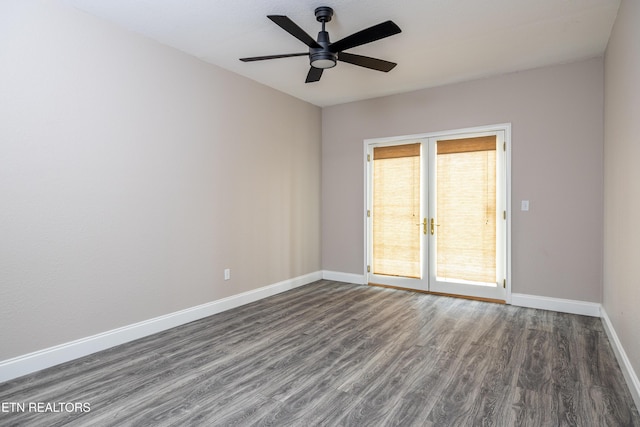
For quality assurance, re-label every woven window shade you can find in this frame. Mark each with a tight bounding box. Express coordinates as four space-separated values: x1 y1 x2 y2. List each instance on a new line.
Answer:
372 143 421 278
436 137 496 283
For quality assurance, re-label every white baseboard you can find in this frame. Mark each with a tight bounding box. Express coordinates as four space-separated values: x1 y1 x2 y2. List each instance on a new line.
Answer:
600 307 640 411
322 270 367 285
510 293 601 317
0 271 323 383
321 273 602 318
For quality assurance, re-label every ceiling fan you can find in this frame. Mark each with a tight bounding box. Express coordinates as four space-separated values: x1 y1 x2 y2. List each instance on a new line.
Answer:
239 6 401 83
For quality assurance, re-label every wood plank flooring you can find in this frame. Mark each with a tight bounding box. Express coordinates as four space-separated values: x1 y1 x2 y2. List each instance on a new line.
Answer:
1 280 638 426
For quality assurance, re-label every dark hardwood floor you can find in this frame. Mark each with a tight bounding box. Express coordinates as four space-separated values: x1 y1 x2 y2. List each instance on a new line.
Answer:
1 280 638 426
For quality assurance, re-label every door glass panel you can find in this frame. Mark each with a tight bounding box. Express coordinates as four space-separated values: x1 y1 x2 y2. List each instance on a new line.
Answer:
436 136 496 283
372 143 421 278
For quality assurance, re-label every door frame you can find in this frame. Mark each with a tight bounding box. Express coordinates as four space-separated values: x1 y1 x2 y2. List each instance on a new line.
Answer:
363 123 512 303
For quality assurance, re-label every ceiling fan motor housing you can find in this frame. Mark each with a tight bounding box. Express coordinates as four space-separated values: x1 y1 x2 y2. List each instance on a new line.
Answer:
310 30 336 68
309 7 336 69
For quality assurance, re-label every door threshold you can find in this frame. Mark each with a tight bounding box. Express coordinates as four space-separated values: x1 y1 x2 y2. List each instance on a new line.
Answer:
368 282 506 304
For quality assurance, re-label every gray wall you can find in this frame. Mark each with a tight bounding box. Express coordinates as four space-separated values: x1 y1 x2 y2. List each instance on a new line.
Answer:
0 0 321 360
322 58 604 302
604 0 640 384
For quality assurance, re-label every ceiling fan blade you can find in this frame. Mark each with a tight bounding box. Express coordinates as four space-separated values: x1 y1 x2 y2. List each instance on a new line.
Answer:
305 67 323 83
240 52 308 62
329 20 401 53
338 52 397 72
268 15 322 49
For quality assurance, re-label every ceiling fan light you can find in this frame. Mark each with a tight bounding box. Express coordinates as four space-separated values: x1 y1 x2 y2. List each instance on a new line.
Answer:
310 49 336 69
311 58 336 69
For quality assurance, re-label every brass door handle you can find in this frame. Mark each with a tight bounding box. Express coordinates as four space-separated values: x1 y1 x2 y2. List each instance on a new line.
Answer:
431 218 439 235
415 218 427 234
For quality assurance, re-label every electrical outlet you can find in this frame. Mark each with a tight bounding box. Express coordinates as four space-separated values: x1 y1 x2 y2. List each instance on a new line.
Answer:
224 269 230 281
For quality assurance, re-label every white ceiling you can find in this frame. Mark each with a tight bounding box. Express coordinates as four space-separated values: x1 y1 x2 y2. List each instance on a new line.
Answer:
63 0 620 107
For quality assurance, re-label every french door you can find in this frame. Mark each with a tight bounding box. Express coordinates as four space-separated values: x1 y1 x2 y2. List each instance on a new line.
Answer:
366 126 508 301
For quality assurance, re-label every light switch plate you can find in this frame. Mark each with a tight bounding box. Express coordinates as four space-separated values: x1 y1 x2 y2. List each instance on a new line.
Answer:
521 200 530 211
